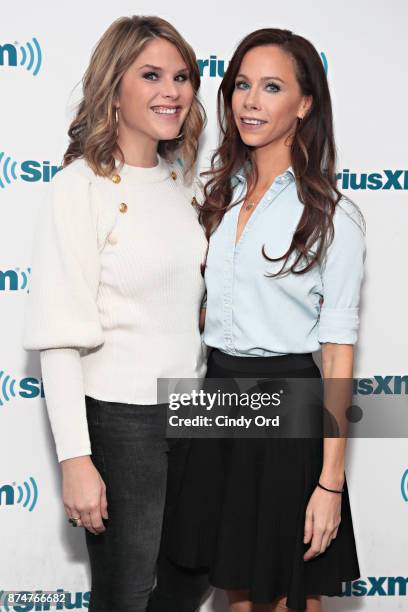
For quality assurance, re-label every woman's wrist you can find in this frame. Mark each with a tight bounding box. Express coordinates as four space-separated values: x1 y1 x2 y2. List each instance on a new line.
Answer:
319 469 345 490
60 455 92 469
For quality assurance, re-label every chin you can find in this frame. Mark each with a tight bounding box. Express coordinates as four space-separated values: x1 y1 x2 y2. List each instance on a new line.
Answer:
239 133 266 147
154 126 183 142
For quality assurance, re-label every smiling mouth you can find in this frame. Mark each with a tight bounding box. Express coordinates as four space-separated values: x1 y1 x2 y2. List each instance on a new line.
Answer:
241 117 267 125
151 106 181 115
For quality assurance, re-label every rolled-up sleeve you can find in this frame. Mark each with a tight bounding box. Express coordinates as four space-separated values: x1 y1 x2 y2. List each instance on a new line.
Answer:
318 199 366 345
22 167 103 351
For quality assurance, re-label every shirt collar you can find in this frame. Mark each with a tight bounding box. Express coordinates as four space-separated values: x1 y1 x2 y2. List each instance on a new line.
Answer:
234 165 295 185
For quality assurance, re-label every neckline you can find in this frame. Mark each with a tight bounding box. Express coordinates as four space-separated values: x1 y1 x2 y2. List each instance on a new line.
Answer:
235 164 295 184
114 154 170 183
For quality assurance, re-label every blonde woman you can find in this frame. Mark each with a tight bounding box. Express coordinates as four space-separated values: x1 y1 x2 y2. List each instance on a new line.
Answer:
22 16 207 612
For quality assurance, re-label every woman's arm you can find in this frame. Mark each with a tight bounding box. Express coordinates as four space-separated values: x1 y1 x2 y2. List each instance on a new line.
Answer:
316 200 366 487
22 166 108 534
303 341 353 561
319 342 354 490
303 201 365 561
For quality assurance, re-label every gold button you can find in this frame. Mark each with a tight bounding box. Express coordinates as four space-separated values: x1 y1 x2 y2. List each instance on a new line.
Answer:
191 196 198 206
112 174 121 184
170 170 177 180
119 202 128 213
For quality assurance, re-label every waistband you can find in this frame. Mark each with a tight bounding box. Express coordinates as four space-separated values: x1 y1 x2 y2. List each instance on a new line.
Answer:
209 348 318 376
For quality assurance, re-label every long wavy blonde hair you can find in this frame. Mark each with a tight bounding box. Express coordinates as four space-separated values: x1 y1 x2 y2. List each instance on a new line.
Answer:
63 15 206 178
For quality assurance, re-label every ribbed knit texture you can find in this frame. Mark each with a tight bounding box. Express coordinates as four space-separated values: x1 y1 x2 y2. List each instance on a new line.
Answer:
22 155 207 462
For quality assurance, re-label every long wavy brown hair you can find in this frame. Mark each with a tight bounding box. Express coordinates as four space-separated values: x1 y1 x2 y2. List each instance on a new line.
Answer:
198 28 364 275
63 15 206 178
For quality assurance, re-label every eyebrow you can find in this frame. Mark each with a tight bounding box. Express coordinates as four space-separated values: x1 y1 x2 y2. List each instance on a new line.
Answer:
236 73 285 83
138 64 189 72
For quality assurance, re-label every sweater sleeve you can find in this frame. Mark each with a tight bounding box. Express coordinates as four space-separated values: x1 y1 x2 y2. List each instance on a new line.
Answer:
40 348 92 463
22 165 104 463
22 166 104 350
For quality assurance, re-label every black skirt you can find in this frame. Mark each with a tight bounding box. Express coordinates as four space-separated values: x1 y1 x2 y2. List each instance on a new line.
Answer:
162 348 361 611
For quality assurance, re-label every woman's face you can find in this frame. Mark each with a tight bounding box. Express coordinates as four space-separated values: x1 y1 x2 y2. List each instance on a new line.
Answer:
231 44 312 149
115 37 194 144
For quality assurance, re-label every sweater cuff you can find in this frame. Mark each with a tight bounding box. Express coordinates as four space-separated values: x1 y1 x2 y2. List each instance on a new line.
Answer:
40 348 92 463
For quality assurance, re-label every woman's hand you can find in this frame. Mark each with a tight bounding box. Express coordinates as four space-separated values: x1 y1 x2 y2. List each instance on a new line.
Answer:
303 485 342 561
61 455 108 535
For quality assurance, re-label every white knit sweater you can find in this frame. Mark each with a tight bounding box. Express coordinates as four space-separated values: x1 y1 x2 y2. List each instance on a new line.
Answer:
22 154 208 462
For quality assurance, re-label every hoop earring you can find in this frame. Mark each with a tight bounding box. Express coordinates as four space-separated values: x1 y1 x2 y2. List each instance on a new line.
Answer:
115 107 119 137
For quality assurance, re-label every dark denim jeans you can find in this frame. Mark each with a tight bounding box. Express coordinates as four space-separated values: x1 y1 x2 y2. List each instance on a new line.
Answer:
84 395 174 612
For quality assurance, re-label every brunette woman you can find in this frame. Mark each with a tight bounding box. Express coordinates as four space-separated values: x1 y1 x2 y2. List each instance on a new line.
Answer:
150 28 365 612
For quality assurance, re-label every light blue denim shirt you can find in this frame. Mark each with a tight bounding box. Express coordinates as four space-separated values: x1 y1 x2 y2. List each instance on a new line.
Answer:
202 166 366 357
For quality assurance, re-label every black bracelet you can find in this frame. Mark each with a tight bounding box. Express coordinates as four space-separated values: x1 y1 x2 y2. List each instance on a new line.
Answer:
317 481 344 494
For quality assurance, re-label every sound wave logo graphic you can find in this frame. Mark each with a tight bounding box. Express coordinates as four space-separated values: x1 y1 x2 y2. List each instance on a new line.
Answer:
19 267 30 291
320 51 328 74
0 589 7 612
0 38 42 76
401 469 408 501
14 477 38 512
19 37 42 76
0 589 17 612
16 268 31 293
0 370 17 407
0 152 18 189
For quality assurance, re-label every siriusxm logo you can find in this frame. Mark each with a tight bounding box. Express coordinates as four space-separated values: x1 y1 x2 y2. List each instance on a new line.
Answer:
0 152 61 189
0 477 38 511
0 268 30 292
0 38 42 76
197 55 226 78
336 169 408 190
353 376 408 395
342 576 408 597
0 372 44 407
0 589 90 611
197 51 328 77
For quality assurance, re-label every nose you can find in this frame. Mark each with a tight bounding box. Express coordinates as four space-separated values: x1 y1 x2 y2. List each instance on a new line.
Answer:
161 76 180 100
244 86 261 110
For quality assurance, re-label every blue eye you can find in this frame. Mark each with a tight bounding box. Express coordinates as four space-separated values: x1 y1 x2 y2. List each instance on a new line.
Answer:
143 72 159 80
235 80 249 90
175 73 190 82
265 82 280 92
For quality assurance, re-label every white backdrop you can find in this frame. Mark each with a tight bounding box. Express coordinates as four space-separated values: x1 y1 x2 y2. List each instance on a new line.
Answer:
1 1 407 610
